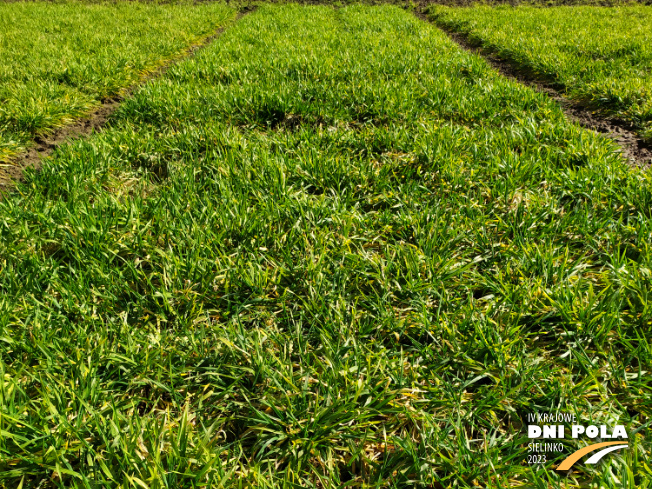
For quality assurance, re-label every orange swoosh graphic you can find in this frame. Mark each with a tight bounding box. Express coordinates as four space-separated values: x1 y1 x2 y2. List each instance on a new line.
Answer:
556 441 628 471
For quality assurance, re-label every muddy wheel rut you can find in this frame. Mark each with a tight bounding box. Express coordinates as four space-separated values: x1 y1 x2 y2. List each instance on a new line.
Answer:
424 18 652 168
0 8 254 197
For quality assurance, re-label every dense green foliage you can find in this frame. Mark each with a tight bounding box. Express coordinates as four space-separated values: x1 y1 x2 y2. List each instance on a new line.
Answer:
0 0 235 162
429 5 652 141
0 3 650 488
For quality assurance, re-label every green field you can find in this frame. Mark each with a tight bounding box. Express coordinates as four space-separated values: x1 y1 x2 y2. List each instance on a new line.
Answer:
0 0 235 162
1 2 651 488
429 5 652 141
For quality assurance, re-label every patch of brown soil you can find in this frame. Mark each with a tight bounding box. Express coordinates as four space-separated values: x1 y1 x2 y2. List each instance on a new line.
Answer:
0 101 121 191
429 22 652 167
416 0 648 6
0 10 252 196
543 88 652 167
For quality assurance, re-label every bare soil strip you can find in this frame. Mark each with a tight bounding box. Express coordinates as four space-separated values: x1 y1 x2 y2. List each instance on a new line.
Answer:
0 8 253 195
425 17 652 168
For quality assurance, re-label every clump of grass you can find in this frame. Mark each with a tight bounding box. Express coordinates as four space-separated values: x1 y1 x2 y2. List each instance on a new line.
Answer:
0 4 650 488
429 5 652 142
0 0 235 162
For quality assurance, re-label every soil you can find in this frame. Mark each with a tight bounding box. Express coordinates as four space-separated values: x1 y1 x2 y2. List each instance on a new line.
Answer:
0 10 253 196
411 0 650 6
0 102 121 192
428 21 652 167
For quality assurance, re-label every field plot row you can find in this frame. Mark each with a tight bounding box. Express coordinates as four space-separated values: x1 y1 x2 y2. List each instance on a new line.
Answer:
0 0 235 163
430 5 652 142
0 3 650 488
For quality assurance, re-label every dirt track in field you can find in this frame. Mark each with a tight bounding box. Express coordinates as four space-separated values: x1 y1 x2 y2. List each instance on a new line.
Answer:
0 7 254 196
423 17 652 167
